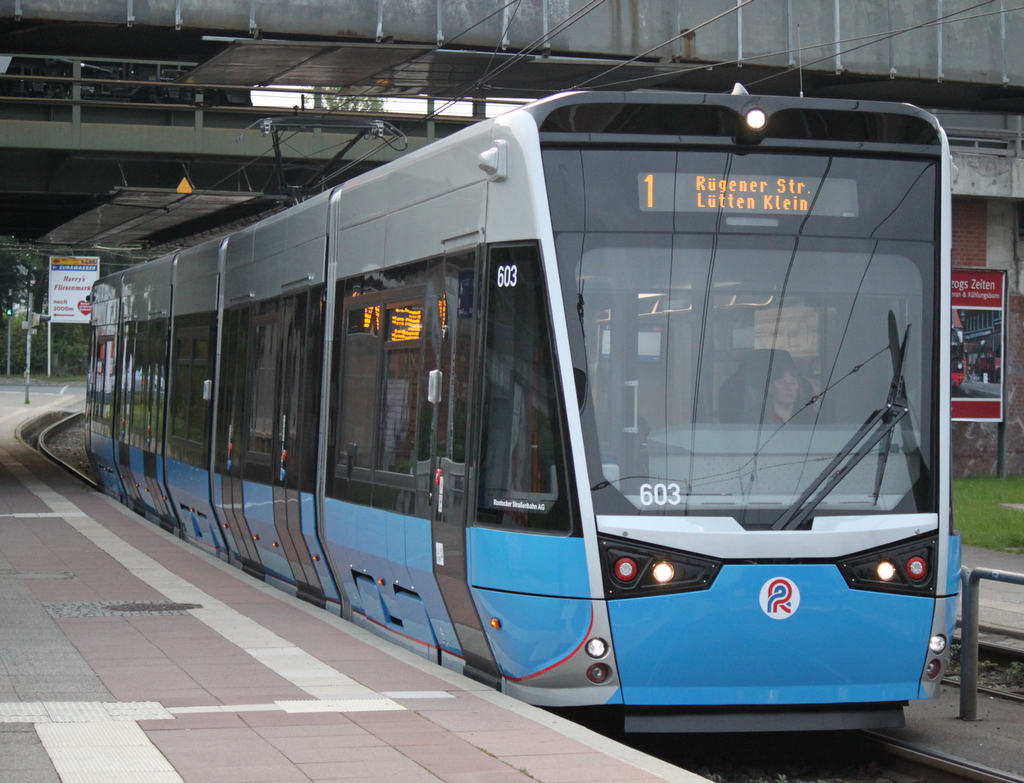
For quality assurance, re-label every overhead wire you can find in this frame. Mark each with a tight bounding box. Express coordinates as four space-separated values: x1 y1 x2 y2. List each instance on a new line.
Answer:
575 0 1005 93
467 0 611 93
229 0 563 195
316 0 614 188
745 0 1007 91
99 0 1016 252
153 0 530 207
571 0 760 90
94 0 559 253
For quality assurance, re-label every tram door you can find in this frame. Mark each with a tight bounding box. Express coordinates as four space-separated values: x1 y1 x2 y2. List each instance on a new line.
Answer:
215 293 328 600
131 320 175 531
214 306 264 578
89 325 127 498
116 322 147 514
427 251 502 687
269 289 327 606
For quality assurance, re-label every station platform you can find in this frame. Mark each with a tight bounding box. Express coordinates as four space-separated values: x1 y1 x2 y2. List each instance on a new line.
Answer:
0 387 697 783
2 385 1024 781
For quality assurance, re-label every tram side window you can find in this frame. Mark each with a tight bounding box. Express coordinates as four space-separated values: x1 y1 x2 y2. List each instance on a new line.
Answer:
339 294 382 478
118 322 136 442
476 245 574 533
92 335 116 437
168 317 213 467
304 289 326 493
132 320 167 455
214 307 250 474
377 302 424 475
247 308 279 476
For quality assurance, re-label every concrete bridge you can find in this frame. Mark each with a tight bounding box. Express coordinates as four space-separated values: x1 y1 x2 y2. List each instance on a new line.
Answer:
3 1 1024 98
1 0 1024 249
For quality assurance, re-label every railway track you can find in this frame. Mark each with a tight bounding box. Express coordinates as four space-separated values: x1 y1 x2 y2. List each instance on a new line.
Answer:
35 410 96 487
861 733 1024 783
559 715 1024 783
35 410 1024 783
948 636 1024 705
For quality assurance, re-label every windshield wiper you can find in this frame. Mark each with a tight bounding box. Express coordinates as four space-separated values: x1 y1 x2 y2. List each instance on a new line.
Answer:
771 314 910 531
871 312 911 504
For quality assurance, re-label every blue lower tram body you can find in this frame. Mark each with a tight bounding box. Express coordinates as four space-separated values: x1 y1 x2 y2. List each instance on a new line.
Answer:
89 432 124 497
609 565 933 706
117 470 946 707
164 458 227 557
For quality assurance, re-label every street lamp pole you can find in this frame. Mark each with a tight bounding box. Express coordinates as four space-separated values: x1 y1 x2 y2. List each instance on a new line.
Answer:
24 291 32 404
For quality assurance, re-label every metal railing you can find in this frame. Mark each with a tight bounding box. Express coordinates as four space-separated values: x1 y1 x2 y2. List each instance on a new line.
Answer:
945 118 1024 157
958 564 1024 720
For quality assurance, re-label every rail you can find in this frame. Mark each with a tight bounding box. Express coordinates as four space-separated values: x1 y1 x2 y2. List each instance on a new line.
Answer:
959 564 1024 721
36 411 97 488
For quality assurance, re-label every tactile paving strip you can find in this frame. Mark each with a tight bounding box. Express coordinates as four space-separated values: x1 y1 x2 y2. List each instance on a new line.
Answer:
0 702 48 722
0 702 173 724
36 722 183 783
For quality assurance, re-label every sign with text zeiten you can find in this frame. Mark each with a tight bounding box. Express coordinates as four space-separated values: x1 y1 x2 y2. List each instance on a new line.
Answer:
49 257 99 323
952 269 1005 422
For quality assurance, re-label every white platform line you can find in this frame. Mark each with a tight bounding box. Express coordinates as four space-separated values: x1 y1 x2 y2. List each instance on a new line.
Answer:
0 698 404 723
0 512 87 518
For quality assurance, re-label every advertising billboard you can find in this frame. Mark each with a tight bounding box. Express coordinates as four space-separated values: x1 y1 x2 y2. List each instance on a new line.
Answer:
952 269 1005 421
49 257 99 323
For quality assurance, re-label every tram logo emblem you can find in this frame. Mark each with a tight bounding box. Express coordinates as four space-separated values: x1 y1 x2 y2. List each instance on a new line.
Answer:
759 577 800 619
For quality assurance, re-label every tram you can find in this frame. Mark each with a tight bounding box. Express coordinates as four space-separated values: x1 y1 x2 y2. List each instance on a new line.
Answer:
86 89 959 732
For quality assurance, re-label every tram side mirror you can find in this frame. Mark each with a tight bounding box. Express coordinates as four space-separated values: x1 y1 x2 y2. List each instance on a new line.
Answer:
428 369 443 404
202 380 212 401
346 443 357 479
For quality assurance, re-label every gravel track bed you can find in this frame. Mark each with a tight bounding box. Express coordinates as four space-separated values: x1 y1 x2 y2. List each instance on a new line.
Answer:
42 416 95 482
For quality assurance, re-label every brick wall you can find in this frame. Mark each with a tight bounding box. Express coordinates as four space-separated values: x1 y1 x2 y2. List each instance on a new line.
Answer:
951 198 988 267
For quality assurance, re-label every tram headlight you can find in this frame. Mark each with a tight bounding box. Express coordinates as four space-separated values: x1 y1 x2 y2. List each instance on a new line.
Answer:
837 534 937 596
745 108 767 130
929 634 947 654
585 638 608 659
651 562 675 583
600 536 722 598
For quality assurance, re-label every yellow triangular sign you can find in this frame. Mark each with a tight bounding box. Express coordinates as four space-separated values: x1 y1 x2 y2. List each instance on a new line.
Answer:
177 177 193 194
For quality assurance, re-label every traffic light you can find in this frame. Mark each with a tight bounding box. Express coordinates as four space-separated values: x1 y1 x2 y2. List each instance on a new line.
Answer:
4 293 11 317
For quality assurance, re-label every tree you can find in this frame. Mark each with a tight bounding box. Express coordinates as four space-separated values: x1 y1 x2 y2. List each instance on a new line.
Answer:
314 92 385 113
0 238 150 377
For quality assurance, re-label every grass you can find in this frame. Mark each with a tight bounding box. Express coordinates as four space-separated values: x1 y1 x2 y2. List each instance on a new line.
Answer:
953 477 1024 553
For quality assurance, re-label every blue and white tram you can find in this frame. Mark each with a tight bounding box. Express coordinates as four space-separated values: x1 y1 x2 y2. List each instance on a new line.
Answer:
86 90 958 732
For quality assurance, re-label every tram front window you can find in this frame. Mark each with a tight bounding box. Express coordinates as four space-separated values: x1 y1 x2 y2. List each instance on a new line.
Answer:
547 151 937 528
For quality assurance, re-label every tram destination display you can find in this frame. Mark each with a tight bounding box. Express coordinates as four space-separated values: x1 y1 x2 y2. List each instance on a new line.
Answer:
639 173 859 217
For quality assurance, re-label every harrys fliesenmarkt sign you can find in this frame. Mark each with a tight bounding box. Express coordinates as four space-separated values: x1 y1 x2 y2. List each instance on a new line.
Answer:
49 257 99 324
952 269 1005 422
